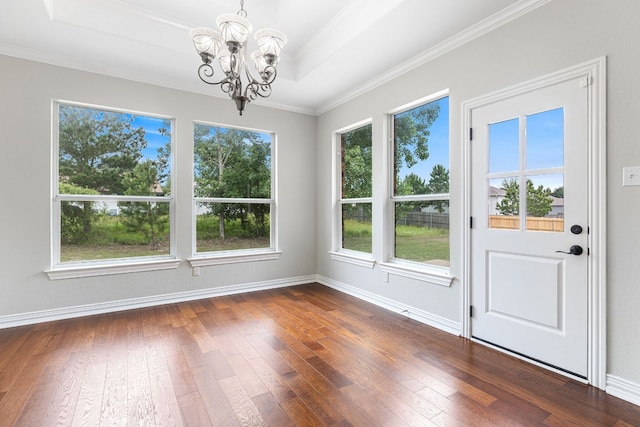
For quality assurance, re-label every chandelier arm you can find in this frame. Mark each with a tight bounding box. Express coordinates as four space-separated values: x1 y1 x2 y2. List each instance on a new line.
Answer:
242 65 277 100
197 63 233 87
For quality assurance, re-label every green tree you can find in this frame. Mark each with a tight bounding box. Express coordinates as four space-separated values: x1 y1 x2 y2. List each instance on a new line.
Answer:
59 183 100 244
120 161 169 247
496 178 553 217
58 105 146 233
342 124 372 199
527 180 554 217
426 164 449 213
551 186 564 198
496 179 520 216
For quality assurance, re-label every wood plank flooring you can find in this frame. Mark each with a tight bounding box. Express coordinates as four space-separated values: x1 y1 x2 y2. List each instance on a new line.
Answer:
0 282 638 426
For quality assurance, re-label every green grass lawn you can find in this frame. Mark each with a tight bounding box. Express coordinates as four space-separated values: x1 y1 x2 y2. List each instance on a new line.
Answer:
343 219 449 265
60 217 449 264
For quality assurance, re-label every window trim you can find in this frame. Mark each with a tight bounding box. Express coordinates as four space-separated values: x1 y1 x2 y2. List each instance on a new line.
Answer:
191 121 279 264
331 118 374 264
386 91 452 280
49 100 177 279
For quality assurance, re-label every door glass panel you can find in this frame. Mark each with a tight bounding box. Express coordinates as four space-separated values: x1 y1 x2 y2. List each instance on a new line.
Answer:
488 177 520 230
489 118 519 173
525 174 564 232
526 108 564 169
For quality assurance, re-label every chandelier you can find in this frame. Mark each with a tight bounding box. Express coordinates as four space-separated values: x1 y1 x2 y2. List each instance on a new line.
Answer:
189 0 287 115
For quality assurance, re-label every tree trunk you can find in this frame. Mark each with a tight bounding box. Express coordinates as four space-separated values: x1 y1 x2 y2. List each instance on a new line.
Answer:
218 212 225 239
82 201 93 234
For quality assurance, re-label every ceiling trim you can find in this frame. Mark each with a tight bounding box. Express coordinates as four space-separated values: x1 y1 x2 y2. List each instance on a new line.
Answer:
292 0 405 80
315 0 552 115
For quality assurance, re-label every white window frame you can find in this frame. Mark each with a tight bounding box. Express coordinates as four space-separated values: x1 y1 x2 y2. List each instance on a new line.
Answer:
380 90 454 286
329 119 375 269
188 121 280 267
46 100 179 280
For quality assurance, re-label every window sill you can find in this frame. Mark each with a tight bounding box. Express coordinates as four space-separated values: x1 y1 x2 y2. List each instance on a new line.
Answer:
46 258 181 280
329 251 376 269
380 261 454 287
189 249 282 267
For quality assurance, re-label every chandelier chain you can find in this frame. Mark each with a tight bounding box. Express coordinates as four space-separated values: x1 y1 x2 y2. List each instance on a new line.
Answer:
238 0 247 18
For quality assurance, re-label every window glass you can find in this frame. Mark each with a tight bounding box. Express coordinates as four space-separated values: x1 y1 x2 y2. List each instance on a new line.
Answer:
56 103 172 263
525 174 564 232
526 108 564 170
489 118 519 173
342 124 372 199
194 124 273 253
392 96 450 267
342 203 372 253
394 97 449 196
338 123 372 254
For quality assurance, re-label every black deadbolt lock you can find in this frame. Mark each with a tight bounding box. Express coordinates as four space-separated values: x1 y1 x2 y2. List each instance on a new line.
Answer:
570 224 583 235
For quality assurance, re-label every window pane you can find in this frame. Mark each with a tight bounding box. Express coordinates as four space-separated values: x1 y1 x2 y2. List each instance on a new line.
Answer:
60 200 171 262
394 97 449 196
489 177 520 230
489 118 519 173
526 108 564 170
196 203 271 252
341 124 372 199
58 105 172 197
194 124 271 199
342 203 372 253
394 201 450 267
525 174 564 232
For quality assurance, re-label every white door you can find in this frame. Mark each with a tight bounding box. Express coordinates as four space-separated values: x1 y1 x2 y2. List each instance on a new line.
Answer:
470 77 589 377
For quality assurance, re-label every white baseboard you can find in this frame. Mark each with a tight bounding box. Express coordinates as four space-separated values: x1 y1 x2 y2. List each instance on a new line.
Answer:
607 375 640 407
316 275 462 336
0 275 317 329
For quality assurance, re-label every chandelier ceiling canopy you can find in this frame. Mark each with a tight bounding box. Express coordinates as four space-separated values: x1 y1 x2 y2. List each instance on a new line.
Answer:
189 0 287 116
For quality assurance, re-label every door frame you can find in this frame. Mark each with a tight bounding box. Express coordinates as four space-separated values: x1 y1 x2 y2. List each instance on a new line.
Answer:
461 57 607 388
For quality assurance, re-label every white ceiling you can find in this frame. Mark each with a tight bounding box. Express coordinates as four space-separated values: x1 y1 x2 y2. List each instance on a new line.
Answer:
0 0 548 115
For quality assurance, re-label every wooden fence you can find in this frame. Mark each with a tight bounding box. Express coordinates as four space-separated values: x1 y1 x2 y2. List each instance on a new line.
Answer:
489 215 564 232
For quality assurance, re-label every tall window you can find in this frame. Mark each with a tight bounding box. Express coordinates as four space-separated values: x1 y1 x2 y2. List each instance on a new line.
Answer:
339 123 372 253
392 95 449 268
193 123 274 254
53 102 173 265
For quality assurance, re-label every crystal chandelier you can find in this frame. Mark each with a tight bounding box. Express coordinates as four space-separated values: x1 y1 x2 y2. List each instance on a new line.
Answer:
189 0 287 115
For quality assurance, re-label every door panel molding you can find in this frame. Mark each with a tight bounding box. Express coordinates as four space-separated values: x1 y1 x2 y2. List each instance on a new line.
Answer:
461 57 607 388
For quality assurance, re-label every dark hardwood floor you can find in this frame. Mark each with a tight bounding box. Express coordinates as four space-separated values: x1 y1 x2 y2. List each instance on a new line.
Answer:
0 283 638 426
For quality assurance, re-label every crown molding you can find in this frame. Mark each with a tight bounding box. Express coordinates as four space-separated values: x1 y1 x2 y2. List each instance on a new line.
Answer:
315 0 552 115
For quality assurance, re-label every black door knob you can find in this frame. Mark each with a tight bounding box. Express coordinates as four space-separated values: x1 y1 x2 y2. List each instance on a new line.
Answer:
556 245 583 256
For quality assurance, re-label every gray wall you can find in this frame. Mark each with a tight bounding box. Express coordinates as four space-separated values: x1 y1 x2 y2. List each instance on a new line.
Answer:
316 0 640 385
0 55 317 315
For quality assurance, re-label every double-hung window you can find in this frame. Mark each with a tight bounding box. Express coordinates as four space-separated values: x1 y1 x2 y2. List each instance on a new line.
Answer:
339 122 373 253
331 121 375 268
49 102 175 278
192 123 278 265
386 93 451 283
